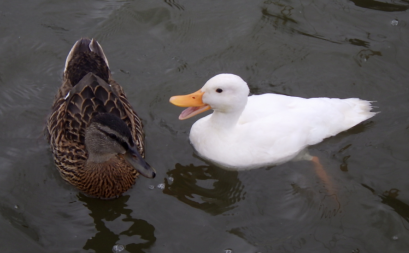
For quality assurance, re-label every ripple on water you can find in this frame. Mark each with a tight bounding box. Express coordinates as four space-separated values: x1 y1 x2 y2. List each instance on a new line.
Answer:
112 244 125 253
391 19 399 26
163 163 245 216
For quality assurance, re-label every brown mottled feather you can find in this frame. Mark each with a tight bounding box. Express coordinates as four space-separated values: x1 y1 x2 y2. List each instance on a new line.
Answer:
46 39 145 199
79 155 138 199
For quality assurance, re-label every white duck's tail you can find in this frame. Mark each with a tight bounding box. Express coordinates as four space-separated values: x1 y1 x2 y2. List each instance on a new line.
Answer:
342 98 378 129
306 97 378 146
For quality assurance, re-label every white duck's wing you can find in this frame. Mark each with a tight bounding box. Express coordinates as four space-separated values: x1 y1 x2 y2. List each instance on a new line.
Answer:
286 97 376 145
239 94 376 147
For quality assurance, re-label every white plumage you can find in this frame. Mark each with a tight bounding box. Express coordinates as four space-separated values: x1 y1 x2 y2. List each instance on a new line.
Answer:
170 73 377 170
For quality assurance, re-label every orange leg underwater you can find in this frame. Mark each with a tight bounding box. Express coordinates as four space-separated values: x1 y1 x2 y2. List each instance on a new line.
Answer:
311 156 335 196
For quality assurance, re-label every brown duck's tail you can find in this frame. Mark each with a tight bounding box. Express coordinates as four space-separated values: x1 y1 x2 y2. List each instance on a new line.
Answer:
64 38 110 86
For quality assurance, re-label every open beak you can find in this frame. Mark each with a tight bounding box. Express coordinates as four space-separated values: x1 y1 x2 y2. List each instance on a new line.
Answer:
125 147 156 178
169 89 211 120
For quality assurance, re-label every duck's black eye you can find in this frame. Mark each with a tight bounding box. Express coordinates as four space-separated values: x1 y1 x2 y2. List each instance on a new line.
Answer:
216 88 223 93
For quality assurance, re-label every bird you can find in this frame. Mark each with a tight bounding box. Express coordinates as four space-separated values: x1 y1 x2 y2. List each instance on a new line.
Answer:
46 38 156 199
169 73 377 171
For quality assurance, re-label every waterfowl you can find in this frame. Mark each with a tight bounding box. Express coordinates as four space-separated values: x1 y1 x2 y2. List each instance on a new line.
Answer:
170 73 377 170
46 38 155 199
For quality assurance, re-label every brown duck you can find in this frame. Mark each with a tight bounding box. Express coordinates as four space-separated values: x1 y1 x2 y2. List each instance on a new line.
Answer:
46 38 156 199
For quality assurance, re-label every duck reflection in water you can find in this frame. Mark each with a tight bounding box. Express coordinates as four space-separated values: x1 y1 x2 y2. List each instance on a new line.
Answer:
78 194 156 252
164 163 245 216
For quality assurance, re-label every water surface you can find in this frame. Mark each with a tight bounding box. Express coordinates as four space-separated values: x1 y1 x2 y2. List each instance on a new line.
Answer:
1 0 409 252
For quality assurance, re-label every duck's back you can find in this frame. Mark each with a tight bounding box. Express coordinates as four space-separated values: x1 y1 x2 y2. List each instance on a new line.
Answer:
59 73 129 143
191 93 376 169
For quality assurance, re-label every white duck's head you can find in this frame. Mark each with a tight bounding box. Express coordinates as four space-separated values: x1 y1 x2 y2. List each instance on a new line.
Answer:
170 74 250 120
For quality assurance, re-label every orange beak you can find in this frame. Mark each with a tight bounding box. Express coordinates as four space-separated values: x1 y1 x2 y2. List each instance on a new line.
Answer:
169 89 211 120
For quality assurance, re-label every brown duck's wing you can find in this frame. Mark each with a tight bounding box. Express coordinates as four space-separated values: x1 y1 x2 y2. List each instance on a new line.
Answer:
47 72 130 175
55 73 144 154
46 79 87 182
109 78 145 157
45 78 71 143
62 73 126 142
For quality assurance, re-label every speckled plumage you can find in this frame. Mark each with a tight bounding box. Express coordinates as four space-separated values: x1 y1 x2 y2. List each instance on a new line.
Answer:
46 38 148 199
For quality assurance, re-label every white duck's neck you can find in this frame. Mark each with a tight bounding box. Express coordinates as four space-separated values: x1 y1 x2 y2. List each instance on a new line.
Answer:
209 103 246 130
209 111 240 130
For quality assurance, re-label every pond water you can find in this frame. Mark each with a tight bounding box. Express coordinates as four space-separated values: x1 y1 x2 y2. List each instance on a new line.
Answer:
1 0 409 252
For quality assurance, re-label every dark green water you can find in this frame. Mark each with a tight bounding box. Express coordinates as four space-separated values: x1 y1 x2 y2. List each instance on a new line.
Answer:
0 0 409 252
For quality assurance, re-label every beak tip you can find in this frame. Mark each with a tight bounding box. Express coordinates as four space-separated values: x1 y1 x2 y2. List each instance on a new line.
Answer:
169 96 177 105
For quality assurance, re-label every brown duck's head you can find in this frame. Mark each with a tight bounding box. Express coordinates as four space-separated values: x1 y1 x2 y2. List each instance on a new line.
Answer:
84 113 156 179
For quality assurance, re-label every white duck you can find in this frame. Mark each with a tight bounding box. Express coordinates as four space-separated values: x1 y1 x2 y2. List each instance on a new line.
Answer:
170 74 377 171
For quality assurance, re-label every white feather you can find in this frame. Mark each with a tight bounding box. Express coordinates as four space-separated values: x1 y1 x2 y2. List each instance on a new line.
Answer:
188 74 377 170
